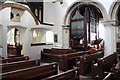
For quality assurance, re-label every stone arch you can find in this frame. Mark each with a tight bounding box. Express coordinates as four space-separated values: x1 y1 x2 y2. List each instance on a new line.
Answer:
7 25 28 56
1 3 39 25
109 0 120 20
64 0 107 25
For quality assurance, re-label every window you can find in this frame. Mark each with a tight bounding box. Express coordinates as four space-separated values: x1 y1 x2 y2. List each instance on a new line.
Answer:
34 7 43 22
10 12 14 21
31 29 42 44
10 12 21 22
35 9 38 16
28 2 43 23
39 9 42 21
15 13 20 22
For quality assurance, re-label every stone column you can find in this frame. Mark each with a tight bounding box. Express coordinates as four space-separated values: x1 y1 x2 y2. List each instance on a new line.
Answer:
104 22 116 56
62 25 70 49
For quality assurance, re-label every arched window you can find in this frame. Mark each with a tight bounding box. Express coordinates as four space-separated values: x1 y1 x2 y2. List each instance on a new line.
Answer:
31 29 42 44
10 12 14 21
16 13 20 22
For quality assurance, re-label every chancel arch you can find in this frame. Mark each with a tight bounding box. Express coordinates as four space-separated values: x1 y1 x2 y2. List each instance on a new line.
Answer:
109 1 120 54
63 1 107 50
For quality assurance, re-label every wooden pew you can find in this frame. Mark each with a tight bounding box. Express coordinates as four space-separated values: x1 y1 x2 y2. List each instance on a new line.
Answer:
91 52 117 79
76 51 104 75
100 69 120 80
2 56 29 63
2 59 40 73
7 55 23 58
111 68 120 80
42 68 79 80
101 72 114 80
42 49 91 71
1 62 58 80
59 50 90 71
42 48 76 55
51 48 77 53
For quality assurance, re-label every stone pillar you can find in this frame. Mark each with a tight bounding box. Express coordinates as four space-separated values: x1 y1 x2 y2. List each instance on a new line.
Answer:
104 22 116 56
62 25 70 49
25 28 30 56
2 7 11 58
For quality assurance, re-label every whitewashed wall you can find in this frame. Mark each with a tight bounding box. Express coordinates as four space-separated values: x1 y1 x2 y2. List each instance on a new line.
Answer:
0 48 2 56
43 0 118 55
0 0 119 59
1 7 11 58
0 2 34 58
0 12 2 24
1 1 55 59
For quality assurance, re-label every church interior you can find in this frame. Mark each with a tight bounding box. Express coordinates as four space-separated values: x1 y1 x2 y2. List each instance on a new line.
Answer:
0 0 120 80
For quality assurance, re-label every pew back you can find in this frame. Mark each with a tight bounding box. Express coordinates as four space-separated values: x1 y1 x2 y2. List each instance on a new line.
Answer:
76 51 104 75
42 49 76 55
92 52 117 79
1 62 58 80
98 52 117 72
2 56 29 63
59 51 90 71
2 59 40 73
42 68 79 80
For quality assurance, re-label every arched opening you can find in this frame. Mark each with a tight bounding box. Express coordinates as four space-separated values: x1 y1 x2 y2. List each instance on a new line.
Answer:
117 6 120 25
7 27 23 56
63 1 107 50
7 28 20 45
69 4 104 50
116 5 120 54
109 1 120 54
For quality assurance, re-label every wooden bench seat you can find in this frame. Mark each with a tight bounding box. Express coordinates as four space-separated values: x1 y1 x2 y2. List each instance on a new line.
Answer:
99 68 120 80
51 48 77 53
42 68 79 80
91 52 117 79
7 55 23 58
2 56 29 63
76 51 104 75
1 62 58 80
59 50 90 71
41 49 90 71
2 59 40 73
42 49 76 55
